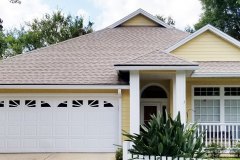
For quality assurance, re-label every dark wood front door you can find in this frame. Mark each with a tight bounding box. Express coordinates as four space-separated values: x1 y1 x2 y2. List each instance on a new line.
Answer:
144 105 158 124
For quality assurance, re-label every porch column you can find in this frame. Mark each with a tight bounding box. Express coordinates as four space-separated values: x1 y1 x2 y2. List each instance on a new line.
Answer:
130 70 140 134
173 71 186 123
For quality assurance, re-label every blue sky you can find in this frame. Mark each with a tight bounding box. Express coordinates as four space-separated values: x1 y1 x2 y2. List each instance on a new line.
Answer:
0 0 202 30
46 0 100 20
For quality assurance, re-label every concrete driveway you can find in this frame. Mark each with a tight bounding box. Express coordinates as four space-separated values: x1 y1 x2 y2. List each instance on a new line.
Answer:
0 153 115 160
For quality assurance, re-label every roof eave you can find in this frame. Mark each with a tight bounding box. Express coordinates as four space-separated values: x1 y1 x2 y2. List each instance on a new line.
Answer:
192 72 240 78
0 84 130 90
107 8 172 29
114 65 199 71
165 24 240 53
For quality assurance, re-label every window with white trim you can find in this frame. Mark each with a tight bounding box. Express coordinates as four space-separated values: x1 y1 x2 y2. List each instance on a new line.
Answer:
194 99 220 122
193 86 240 123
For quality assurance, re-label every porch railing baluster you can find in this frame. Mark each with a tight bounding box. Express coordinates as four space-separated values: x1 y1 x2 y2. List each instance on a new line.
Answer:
191 123 240 149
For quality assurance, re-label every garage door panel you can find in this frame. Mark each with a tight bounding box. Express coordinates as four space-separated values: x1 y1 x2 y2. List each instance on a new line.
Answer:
0 113 6 124
0 127 5 136
70 126 84 136
55 112 69 124
0 95 119 152
38 112 53 125
23 126 37 136
23 111 37 125
8 126 21 136
55 139 69 149
8 112 22 125
70 111 85 123
55 126 69 136
7 139 21 149
22 139 37 148
70 139 86 149
38 126 53 136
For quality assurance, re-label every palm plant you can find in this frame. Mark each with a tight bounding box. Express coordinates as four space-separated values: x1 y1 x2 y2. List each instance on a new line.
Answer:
124 111 205 158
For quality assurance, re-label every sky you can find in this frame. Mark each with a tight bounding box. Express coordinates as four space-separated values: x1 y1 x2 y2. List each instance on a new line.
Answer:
0 0 203 31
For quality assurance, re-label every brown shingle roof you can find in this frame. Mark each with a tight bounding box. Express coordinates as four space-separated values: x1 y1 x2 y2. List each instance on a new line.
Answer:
0 27 188 85
115 50 197 66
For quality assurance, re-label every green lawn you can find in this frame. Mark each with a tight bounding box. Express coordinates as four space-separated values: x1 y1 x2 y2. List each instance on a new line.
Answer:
220 158 239 160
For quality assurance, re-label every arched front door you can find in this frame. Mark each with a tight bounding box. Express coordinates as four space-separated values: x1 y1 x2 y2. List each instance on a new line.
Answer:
140 85 168 124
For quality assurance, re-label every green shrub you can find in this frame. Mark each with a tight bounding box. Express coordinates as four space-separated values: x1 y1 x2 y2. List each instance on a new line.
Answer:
115 148 122 160
123 112 205 158
231 142 240 158
205 143 224 158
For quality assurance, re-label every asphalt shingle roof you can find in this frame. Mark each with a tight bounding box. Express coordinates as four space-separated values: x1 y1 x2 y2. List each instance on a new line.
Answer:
115 50 197 66
194 61 240 74
0 27 189 85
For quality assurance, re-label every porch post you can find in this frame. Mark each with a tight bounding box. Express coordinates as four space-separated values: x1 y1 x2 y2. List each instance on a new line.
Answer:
130 70 140 134
173 71 186 123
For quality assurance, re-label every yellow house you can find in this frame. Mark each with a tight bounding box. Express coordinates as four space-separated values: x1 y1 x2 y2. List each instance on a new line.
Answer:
0 8 239 153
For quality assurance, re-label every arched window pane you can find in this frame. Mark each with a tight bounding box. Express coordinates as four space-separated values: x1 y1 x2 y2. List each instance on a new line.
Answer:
141 86 167 98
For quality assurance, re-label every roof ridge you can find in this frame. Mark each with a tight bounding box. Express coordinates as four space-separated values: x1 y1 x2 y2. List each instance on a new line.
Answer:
107 8 172 29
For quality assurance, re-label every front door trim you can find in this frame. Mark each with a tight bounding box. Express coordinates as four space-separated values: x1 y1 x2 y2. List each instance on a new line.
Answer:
140 98 168 124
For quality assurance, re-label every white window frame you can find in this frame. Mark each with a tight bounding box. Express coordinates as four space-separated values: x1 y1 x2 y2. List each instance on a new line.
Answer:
192 85 240 123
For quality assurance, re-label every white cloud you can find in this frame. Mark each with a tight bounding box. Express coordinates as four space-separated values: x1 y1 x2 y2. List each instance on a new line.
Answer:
0 0 50 30
77 8 89 18
77 8 90 26
91 0 202 30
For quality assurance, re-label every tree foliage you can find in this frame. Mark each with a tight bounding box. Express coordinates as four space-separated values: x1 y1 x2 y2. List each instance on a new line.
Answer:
0 10 93 58
24 10 93 50
124 112 205 158
156 15 175 26
194 0 240 40
9 0 21 4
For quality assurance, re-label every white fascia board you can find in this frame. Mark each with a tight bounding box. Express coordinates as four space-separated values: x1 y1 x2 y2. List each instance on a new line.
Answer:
0 85 130 90
165 24 240 53
107 8 171 29
192 73 240 78
115 65 199 71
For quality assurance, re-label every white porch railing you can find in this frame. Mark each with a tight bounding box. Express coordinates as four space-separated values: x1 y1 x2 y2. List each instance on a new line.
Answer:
123 141 207 160
194 123 240 149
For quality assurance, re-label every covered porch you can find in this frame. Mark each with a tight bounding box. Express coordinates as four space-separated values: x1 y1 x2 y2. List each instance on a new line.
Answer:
188 83 240 149
130 71 240 149
129 70 188 134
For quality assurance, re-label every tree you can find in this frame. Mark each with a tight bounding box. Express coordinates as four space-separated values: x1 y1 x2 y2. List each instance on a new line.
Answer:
185 25 195 33
0 10 93 58
23 10 93 51
194 0 240 40
9 0 21 4
156 15 175 26
0 32 7 57
0 18 3 31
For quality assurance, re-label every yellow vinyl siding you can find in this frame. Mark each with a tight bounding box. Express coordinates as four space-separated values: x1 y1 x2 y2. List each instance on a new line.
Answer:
122 89 130 140
186 78 240 123
172 31 240 61
121 14 158 27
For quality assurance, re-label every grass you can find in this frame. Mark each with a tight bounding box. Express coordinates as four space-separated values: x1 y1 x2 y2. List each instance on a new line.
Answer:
220 158 240 160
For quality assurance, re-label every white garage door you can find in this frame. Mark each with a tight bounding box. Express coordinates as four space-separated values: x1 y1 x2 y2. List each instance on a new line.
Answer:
0 94 119 153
